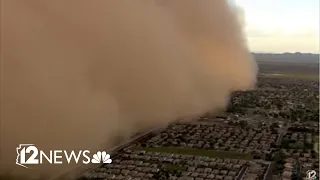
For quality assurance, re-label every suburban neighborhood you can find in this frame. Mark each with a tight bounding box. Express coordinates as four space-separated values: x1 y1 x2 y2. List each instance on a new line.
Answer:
78 75 319 180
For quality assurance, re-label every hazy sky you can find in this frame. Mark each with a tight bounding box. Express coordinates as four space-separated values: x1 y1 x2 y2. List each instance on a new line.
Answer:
235 0 319 53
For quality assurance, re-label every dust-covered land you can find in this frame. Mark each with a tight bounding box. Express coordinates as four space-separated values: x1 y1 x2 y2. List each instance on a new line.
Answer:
74 58 319 180
2 0 256 178
4 54 317 180
255 53 319 75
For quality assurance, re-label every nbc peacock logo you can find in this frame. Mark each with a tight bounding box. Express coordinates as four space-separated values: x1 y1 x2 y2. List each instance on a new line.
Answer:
91 151 112 164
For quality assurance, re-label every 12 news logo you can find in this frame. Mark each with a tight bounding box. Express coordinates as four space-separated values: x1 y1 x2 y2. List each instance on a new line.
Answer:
16 144 112 168
306 170 317 180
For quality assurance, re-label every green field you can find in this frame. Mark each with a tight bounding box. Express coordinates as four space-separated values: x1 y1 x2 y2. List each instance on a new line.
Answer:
131 146 253 160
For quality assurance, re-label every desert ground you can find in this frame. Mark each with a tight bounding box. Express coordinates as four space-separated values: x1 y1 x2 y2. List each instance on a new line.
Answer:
72 54 320 180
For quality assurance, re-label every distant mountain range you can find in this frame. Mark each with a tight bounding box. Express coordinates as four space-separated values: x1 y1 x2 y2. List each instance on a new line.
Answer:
252 52 319 64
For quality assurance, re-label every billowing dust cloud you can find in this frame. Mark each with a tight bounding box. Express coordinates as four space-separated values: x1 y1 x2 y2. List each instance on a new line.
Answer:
0 0 257 178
